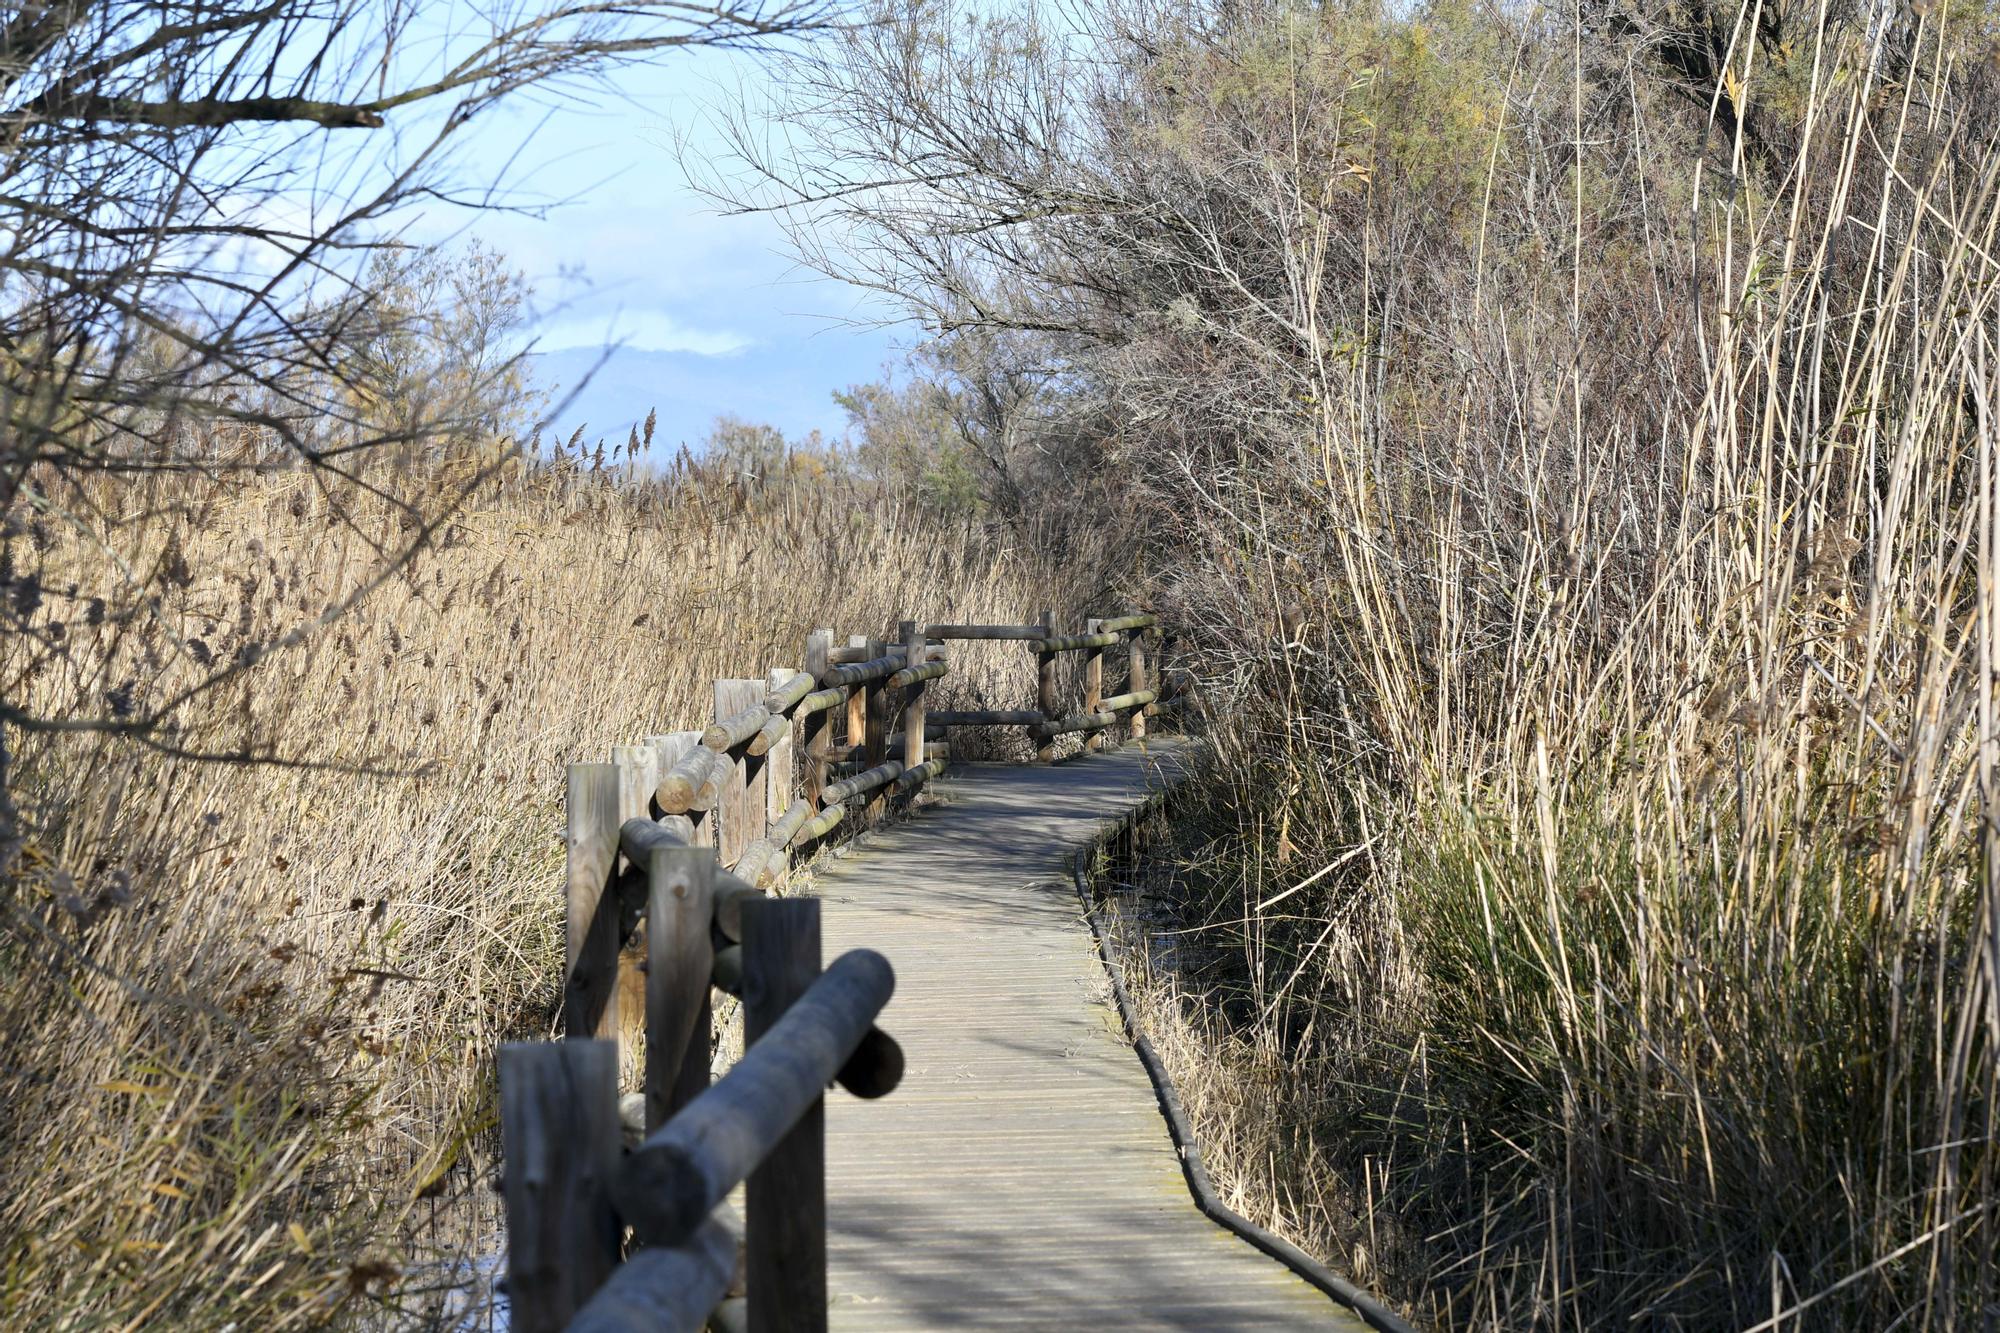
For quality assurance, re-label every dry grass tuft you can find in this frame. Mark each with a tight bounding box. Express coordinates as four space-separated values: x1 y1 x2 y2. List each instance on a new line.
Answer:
0 454 1069 1327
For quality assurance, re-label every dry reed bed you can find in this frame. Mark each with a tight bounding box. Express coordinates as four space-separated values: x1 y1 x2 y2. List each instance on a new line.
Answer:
1089 7 2000 1330
0 460 1064 1327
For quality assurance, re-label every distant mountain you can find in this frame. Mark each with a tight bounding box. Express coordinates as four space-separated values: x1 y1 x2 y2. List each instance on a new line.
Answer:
528 339 886 454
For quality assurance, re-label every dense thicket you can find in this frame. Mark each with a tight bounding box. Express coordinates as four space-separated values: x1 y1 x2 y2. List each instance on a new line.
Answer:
723 0 2000 1324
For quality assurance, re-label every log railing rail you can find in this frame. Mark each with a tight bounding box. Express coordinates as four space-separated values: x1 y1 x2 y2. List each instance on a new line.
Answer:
499 608 1163 1332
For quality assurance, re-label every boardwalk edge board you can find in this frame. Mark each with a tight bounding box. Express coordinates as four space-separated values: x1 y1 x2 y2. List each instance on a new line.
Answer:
1069 796 1419 1333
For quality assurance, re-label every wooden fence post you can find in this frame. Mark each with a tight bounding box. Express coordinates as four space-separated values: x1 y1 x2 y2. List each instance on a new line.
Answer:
900 620 927 779
741 897 827 1333
1036 608 1057 763
611 743 658 1084
565 763 621 1040
1084 617 1105 753
802 629 833 810
862 635 888 825
715 678 765 868
662 730 715 849
1128 625 1148 743
843 633 869 768
765 668 798 823
499 1039 623 1332
647 846 715 1132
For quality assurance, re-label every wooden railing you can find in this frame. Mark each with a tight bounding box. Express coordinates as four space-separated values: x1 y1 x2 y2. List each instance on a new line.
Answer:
497 610 1161 1332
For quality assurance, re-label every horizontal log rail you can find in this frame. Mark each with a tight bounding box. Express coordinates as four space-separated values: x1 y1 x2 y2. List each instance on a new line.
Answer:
924 622 1046 640
818 655 900 688
1032 710 1119 738
821 758 906 805
615 944 896 1245
895 757 947 791
831 641 947 665
884 659 947 691
569 1211 737 1333
654 743 717 813
702 702 771 753
927 708 1044 726
507 604 1168 1331
793 803 843 845
747 712 789 757
1097 688 1158 713
763 670 817 713
793 683 849 717
1033 631 1121 653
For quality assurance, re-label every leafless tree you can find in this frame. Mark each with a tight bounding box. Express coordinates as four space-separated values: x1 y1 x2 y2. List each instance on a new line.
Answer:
0 0 836 835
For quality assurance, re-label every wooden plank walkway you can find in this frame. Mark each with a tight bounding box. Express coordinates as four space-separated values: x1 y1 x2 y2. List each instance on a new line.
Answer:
813 742 1364 1329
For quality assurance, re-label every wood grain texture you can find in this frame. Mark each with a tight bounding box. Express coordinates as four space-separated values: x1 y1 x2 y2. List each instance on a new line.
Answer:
567 1211 738 1333
564 763 621 1041
715 679 765 866
860 637 888 825
612 744 660 1083
810 743 1362 1329
744 898 828 1333
802 631 834 809
499 1040 622 1332
924 623 1046 640
1127 629 1149 741
614 946 893 1247
1083 617 1105 753
646 847 715 1133
1035 608 1057 764
764 669 799 822
928 709 1045 726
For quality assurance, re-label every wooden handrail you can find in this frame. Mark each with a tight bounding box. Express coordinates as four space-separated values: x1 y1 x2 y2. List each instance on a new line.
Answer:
510 605 1168 1331
1033 710 1119 738
884 658 947 691
701 702 770 753
924 621 1045 639
1098 688 1158 713
820 758 905 804
1033 631 1121 652
567 1211 738 1333
614 942 896 1246
818 654 899 687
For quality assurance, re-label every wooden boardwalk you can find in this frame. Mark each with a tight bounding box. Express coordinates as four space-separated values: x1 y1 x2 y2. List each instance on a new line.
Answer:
814 743 1363 1329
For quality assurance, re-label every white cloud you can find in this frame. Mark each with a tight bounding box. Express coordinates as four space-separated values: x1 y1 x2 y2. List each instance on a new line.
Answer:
536 309 754 358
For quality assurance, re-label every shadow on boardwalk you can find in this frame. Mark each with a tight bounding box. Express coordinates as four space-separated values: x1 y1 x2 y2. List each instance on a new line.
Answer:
812 744 1365 1330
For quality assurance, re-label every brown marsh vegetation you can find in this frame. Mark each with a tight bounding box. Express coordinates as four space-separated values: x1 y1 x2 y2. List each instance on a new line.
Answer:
8 0 2000 1326
0 449 1071 1325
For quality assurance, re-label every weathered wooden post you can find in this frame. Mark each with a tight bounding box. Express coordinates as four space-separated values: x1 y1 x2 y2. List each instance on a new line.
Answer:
900 620 927 779
658 730 715 848
843 633 869 766
741 897 827 1333
610 743 659 1083
1036 608 1057 763
1128 623 1149 743
862 634 888 824
499 1039 623 1332
715 678 765 868
765 668 798 823
646 846 715 1132
802 629 833 809
1084 617 1105 753
565 763 621 1040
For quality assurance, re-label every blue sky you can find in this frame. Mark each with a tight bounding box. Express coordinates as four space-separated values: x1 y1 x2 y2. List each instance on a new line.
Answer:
412 48 903 452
